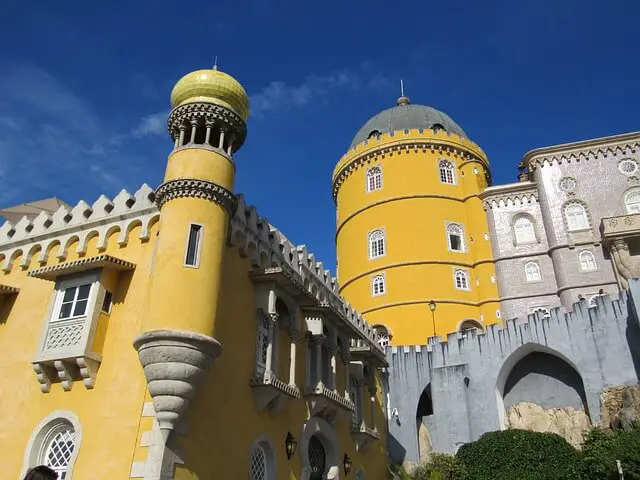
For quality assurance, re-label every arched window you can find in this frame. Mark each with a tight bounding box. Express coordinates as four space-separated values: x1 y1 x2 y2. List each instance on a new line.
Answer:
371 274 386 297
624 188 640 214
432 123 445 133
454 269 469 290
367 130 381 140
439 160 456 185
524 262 541 282
459 319 483 334
308 435 327 480
446 223 465 252
513 216 536 244
366 166 382 192
22 412 81 480
531 307 550 319
368 229 385 259
373 325 390 347
578 251 597 271
249 444 267 480
564 203 590 231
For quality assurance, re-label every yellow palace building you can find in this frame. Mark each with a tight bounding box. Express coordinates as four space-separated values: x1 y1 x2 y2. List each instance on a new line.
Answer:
0 67 388 479
333 95 500 346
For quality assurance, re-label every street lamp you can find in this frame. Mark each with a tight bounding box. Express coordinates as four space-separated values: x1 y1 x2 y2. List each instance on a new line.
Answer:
428 300 437 337
285 432 297 460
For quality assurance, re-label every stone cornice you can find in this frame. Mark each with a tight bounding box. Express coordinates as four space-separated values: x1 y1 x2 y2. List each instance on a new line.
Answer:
331 138 490 203
28 254 135 281
522 131 640 171
154 178 237 215
480 181 539 210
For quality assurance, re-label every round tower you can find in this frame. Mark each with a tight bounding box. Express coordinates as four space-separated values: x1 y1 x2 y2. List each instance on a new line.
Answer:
333 96 499 346
134 67 249 440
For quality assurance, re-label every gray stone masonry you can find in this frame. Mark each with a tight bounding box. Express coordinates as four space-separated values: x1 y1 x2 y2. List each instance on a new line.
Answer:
385 278 640 464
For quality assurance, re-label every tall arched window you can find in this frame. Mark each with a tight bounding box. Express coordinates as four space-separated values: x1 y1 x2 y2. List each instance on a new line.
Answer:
249 444 267 480
366 166 382 192
446 223 465 252
524 261 541 282
308 435 327 480
578 250 597 271
368 229 385 259
454 269 469 290
439 160 456 185
625 188 640 214
373 325 390 347
371 274 386 296
564 203 590 231
513 216 536 244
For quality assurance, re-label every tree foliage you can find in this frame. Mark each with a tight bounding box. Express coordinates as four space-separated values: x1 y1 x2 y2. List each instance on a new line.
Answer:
412 453 468 480
580 425 640 479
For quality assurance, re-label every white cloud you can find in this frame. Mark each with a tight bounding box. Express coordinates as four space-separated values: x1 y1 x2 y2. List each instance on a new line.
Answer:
131 111 169 138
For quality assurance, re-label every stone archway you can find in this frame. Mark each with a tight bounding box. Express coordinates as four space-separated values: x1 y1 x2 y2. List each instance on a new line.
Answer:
300 416 341 480
496 343 591 447
415 383 434 462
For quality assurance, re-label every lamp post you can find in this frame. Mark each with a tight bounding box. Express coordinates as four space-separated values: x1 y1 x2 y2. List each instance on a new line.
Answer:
428 300 437 337
285 432 297 460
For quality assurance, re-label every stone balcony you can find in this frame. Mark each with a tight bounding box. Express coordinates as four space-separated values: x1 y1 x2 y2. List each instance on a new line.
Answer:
303 382 354 424
351 420 380 452
601 213 640 287
250 371 300 413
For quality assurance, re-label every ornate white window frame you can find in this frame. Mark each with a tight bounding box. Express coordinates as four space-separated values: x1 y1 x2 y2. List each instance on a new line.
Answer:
21 410 82 480
562 201 591 232
453 268 470 291
446 222 466 253
371 273 386 297
371 324 391 347
438 159 456 185
524 261 542 282
623 187 640 214
511 214 538 246
578 250 598 271
365 166 383 193
368 228 386 260
248 435 277 480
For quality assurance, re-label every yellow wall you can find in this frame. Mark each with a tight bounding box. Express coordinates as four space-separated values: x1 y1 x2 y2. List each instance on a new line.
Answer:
334 129 500 345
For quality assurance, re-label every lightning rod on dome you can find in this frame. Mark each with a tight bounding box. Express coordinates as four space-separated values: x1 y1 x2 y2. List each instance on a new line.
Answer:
213 56 219 71
400 78 404 97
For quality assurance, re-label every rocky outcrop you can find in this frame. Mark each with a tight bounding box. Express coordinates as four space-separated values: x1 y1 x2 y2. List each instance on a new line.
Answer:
601 385 640 430
506 402 591 448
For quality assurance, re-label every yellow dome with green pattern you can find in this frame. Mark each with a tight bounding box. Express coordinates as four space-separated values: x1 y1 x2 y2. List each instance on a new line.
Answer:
170 68 250 120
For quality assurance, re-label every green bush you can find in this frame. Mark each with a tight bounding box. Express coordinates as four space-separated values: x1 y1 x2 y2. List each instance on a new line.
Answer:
580 425 640 479
456 429 580 480
412 453 468 480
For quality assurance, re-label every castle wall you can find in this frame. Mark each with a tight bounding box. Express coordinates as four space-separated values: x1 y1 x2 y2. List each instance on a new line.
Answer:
386 278 640 464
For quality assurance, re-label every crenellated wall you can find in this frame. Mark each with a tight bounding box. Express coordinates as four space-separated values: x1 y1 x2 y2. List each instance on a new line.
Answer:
386 278 640 465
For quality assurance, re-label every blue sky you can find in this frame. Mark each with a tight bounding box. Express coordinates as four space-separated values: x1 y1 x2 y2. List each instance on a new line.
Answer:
0 0 638 271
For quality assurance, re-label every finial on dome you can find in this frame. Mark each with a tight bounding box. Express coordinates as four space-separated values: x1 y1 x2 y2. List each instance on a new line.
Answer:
397 95 410 106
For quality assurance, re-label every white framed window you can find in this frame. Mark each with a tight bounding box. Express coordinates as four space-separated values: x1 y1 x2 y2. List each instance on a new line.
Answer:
373 325 390 347
439 160 456 185
524 261 541 282
366 166 382 192
55 284 92 321
255 314 270 378
513 216 536 244
22 411 82 480
101 291 113 314
368 229 386 259
564 203 590 231
579 250 597 271
184 223 204 267
446 223 465 252
371 274 386 296
624 188 640 214
531 307 550 319
453 269 470 290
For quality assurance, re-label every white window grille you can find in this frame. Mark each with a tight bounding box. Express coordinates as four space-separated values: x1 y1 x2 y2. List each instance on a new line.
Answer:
249 445 267 480
308 435 327 477
255 315 270 378
372 274 386 296
564 203 590 231
439 160 456 185
454 270 469 290
625 188 640 214
366 166 382 192
579 251 597 271
524 262 541 282
368 229 386 259
446 223 465 252
514 216 536 244
44 425 76 480
374 326 390 347
56 284 91 321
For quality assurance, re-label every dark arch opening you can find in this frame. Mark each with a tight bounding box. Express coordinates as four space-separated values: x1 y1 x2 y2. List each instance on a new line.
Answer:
367 129 381 139
459 319 484 334
417 384 433 417
432 123 445 132
416 383 434 462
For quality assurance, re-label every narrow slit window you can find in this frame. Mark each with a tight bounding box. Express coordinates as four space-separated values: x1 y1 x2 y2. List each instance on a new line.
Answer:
185 224 203 267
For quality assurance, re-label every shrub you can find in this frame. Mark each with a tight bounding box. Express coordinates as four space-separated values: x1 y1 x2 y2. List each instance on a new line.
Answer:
456 429 580 480
580 425 640 479
412 453 468 480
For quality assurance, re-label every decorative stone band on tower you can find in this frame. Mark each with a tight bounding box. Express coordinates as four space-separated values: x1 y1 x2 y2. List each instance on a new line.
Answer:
153 178 238 214
134 330 222 442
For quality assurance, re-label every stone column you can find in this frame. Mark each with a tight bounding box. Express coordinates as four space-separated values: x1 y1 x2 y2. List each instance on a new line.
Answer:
189 119 198 143
329 344 337 391
315 337 323 386
264 314 277 379
218 129 225 149
178 124 186 147
343 353 351 400
288 328 299 386
226 135 234 155
204 119 214 145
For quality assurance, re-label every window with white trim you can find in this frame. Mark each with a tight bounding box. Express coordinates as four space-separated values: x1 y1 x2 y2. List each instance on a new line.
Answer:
524 261 541 282
564 203 590 231
372 274 386 296
56 284 91 320
439 160 456 185
446 223 465 252
366 166 382 192
514 216 536 244
624 188 640 214
579 250 597 271
368 229 386 259
23 415 80 480
454 269 469 290
184 223 203 267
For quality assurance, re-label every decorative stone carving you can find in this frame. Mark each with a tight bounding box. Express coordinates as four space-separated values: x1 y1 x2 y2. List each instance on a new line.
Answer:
154 178 237 215
133 329 222 442
351 421 380 452
168 102 247 149
303 382 354 424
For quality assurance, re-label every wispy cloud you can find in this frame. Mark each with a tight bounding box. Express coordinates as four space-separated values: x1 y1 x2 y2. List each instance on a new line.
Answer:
250 65 393 117
130 111 169 138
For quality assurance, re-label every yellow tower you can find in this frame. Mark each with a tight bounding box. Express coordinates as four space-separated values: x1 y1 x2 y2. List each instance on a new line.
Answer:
333 95 499 346
134 67 250 439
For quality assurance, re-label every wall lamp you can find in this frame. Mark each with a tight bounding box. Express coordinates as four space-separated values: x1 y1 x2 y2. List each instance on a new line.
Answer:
285 432 297 460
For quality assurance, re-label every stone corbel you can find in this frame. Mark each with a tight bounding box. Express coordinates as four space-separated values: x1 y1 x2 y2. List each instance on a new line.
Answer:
134 329 222 443
351 421 380 452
